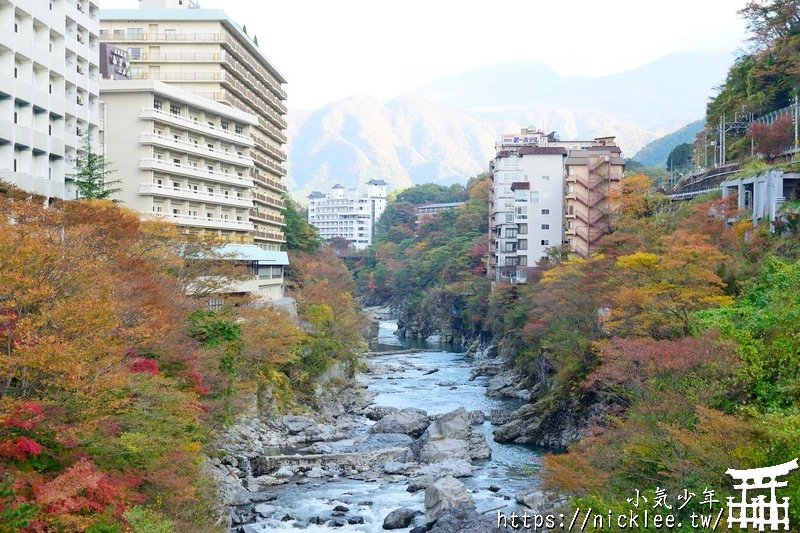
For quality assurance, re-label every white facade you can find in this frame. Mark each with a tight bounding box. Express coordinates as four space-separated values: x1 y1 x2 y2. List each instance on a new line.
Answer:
722 170 800 229
307 180 388 250
100 5 288 250
100 79 258 241
489 127 598 283
0 0 101 199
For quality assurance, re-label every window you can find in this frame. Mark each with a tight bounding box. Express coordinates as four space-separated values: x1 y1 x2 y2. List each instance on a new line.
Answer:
172 208 180 215
207 143 214 150
518 239 527 250
542 175 550 181
207 187 214 194
568 205 574 215
514 189 527 202
505 213 513 223
515 207 527 219
172 181 180 189
173 134 180 141
235 124 243 135
505 228 517 238
172 159 180 166
220 120 229 130
164 29 177 40
505 257 519 267
170 104 180 116
13 112 17 124
567 184 574 193
568 167 575 176
207 213 213 219
541 239 550 246
128 48 142 60
541 224 550 230
518 224 528 234
207 165 214 172
154 206 162 213
504 243 517 252
541 209 550 215
127 28 144 38
530 191 539 203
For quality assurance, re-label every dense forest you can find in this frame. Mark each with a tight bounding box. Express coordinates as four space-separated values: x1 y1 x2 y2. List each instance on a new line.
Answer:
0 186 362 531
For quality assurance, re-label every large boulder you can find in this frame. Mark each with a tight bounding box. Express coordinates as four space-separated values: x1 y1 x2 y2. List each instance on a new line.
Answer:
428 408 472 440
371 408 430 438
467 431 492 460
350 432 414 452
424 476 475 525
419 438 470 464
382 507 420 529
363 405 400 421
427 506 495 533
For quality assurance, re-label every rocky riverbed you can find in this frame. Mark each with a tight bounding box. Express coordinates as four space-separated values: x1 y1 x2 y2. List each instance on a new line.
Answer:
207 321 567 532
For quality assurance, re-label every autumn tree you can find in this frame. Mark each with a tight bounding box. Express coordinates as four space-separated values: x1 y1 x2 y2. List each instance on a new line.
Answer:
748 114 794 161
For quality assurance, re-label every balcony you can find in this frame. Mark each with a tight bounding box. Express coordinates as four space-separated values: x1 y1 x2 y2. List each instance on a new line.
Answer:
135 52 222 62
252 192 285 209
253 172 286 193
220 32 287 100
139 107 253 146
161 212 255 232
139 158 254 188
139 132 254 166
220 70 287 130
220 54 287 115
253 230 286 243
138 183 254 208
252 136 287 163
249 209 286 225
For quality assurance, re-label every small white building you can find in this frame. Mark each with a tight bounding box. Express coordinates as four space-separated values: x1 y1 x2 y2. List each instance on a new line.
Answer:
213 244 288 304
0 0 101 200
721 170 800 228
307 179 388 249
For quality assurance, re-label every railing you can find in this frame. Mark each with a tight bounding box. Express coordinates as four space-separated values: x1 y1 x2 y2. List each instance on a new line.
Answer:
220 55 287 115
139 183 253 207
249 209 286 225
140 107 253 145
252 172 286 192
139 158 254 187
140 132 254 166
253 230 286 242
136 52 221 62
220 72 288 130
252 192 285 209
252 136 287 162
163 212 255 232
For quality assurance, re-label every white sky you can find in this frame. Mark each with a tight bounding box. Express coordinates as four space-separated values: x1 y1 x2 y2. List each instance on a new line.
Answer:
100 0 749 110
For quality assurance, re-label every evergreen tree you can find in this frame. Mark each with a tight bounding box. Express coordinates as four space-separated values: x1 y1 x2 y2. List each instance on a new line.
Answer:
282 194 323 253
69 133 121 201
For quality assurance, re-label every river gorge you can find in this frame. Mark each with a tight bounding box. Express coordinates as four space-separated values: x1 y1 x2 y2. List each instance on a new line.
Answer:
213 320 553 532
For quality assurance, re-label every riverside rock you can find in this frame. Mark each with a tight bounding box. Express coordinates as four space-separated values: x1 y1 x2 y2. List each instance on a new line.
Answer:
424 476 475 525
370 407 430 438
382 507 420 529
419 438 470 464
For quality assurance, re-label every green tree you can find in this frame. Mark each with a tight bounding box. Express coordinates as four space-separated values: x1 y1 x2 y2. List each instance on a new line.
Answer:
282 194 322 253
666 142 693 172
69 134 121 201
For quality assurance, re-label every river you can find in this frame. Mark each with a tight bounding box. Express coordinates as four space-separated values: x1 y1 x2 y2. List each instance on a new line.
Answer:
246 320 543 532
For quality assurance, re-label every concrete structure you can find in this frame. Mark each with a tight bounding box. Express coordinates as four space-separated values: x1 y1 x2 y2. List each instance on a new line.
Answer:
100 1 287 250
212 244 288 304
564 139 625 258
721 170 800 228
100 79 258 242
416 202 464 224
489 128 624 283
0 0 101 199
307 179 388 250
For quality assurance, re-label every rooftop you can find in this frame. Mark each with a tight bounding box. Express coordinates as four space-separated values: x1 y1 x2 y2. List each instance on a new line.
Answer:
216 244 289 265
100 8 287 83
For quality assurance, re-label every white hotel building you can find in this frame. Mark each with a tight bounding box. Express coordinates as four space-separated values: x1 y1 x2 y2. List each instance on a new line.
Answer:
307 180 388 250
101 79 257 243
0 0 101 199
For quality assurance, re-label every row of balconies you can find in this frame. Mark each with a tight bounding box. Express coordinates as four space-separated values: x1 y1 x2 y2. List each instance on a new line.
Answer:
220 70 286 130
140 107 253 146
140 157 254 188
163 212 254 232
220 55 286 115
252 171 285 193
251 191 284 209
138 182 254 208
140 132 253 167
252 135 287 163
253 229 286 243
249 209 286 226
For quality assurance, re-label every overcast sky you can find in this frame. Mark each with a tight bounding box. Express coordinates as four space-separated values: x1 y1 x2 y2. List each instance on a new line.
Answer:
101 0 749 110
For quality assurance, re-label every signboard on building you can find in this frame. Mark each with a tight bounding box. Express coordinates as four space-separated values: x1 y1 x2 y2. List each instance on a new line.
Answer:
502 134 541 145
99 43 131 80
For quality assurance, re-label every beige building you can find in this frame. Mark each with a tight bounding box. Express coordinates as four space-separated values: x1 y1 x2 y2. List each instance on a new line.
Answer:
0 0 101 199
100 79 258 242
100 0 287 250
564 138 625 258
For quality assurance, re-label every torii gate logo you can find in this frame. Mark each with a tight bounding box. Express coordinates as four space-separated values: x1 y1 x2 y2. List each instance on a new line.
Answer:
726 459 798 530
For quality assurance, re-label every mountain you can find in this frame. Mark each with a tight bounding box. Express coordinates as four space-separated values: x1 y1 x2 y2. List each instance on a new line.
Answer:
412 52 733 130
286 52 734 199
633 119 706 167
287 95 497 198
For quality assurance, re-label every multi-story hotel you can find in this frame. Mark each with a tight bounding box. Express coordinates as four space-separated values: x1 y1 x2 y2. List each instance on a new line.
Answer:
488 128 622 283
100 0 287 250
0 0 101 199
307 180 388 250
100 79 257 242
564 139 625 258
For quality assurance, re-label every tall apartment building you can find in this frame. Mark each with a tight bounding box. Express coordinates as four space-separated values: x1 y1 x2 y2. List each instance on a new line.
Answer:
0 0 101 199
307 180 388 250
565 139 625 258
100 79 258 242
488 128 622 283
100 0 287 250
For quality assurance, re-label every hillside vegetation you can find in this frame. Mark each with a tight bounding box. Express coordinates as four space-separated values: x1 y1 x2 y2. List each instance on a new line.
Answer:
0 185 361 532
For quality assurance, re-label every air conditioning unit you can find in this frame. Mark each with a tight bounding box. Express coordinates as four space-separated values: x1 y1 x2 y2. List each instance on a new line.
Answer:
76 127 83 136
76 64 83 74
76 34 84 43
76 96 83 105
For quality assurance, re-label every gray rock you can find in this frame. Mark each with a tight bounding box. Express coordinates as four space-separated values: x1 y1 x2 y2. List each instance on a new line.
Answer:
384 461 410 475
428 408 471 440
363 405 400 421
371 408 430 438
333 505 349 512
468 410 485 425
253 503 276 518
274 466 294 478
490 409 513 426
306 466 325 478
348 516 365 524
438 380 456 387
486 375 513 393
467 432 492 460
424 476 475 525
419 438 470 464
426 506 495 532
351 432 414 452
282 415 316 434
415 459 476 480
382 507 420 529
